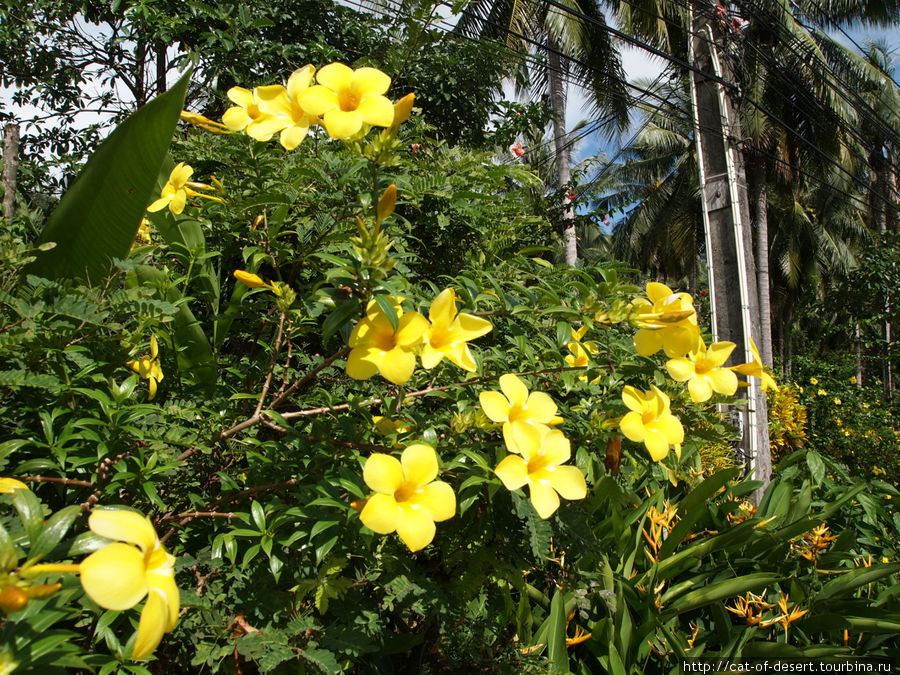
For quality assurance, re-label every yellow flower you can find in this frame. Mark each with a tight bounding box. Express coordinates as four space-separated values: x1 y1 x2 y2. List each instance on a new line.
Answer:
126 335 164 400
730 338 778 392
135 218 152 246
833 397 841 405
146 163 222 215
809 377 819 385
346 297 429 386
564 342 600 384
359 444 455 551
0 478 27 494
495 424 587 519
258 65 320 150
665 339 738 403
222 85 291 141
818 389 827 396
299 63 395 139
479 374 563 451
79 509 179 660
420 288 493 372
632 283 701 358
233 270 281 296
619 385 684 462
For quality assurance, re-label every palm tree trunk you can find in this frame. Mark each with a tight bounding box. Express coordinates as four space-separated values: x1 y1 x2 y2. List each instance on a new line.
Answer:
548 38 576 266
747 148 774 368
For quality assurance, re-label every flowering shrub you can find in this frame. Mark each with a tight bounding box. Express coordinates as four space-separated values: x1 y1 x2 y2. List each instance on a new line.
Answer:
0 61 897 672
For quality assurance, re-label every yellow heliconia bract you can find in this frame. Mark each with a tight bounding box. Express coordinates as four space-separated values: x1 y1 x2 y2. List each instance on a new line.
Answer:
79 509 179 660
632 282 701 358
421 288 493 372
346 297 429 386
0 478 27 494
233 270 281 296
619 385 684 462
300 63 395 140
494 424 587 519
666 339 738 403
359 444 455 551
731 338 779 392
126 335 164 400
479 374 562 452
222 85 291 141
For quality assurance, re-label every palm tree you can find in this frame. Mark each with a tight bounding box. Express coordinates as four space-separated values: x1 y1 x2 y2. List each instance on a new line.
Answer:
456 0 629 265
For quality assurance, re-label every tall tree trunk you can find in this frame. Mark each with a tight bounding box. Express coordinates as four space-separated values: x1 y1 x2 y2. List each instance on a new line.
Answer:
872 146 893 401
689 5 771 501
156 45 167 96
747 147 774 368
2 123 19 225
548 37 576 267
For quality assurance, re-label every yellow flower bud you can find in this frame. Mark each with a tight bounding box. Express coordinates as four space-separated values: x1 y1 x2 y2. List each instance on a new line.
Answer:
377 184 397 225
0 586 28 614
392 93 415 126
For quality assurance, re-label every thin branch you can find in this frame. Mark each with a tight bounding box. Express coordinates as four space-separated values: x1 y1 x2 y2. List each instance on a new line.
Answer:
22 476 92 487
253 311 287 418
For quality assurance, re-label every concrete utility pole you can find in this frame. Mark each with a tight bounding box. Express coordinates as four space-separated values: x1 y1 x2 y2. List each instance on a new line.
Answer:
688 3 771 499
2 123 19 225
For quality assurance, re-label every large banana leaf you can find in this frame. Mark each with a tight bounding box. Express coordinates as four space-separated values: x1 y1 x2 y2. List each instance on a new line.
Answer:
29 70 191 283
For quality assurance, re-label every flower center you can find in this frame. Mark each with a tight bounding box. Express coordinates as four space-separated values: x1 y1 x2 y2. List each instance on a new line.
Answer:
373 330 398 352
338 88 361 112
527 452 552 475
394 481 419 503
247 103 261 119
507 402 527 422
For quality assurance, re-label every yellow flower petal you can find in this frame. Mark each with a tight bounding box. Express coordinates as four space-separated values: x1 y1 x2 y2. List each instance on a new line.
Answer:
299 85 338 116
279 124 309 150
529 481 561 519
540 429 571 465
360 493 400 534
395 312 429 347
410 481 455 522
505 420 542 457
665 358 694 382
400 444 439 487
363 453 403 495
395 506 436 552
131 588 169 660
147 571 179 631
619 411 647 443
479 391 510 422
346 346 381 381
547 465 587 500
524 391 558 424
499 374 528 406
706 341 736 367
634 328 663 356
222 106 251 131
227 87 254 107
88 509 158 553
323 109 363 139
316 62 355 91
709 367 738 396
357 95 395 127
0 478 28 493
80 543 149 611
643 429 671 462
495 455 529 490
352 67 391 95
287 65 316 98
377 347 417 385
688 376 713 403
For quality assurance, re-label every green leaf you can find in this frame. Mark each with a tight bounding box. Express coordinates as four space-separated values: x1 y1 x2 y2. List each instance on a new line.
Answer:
547 589 569 674
31 505 81 559
29 70 192 283
805 450 825 485
373 293 399 332
13 488 45 546
322 299 361 340
250 501 266 531
815 563 900 602
663 573 781 617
